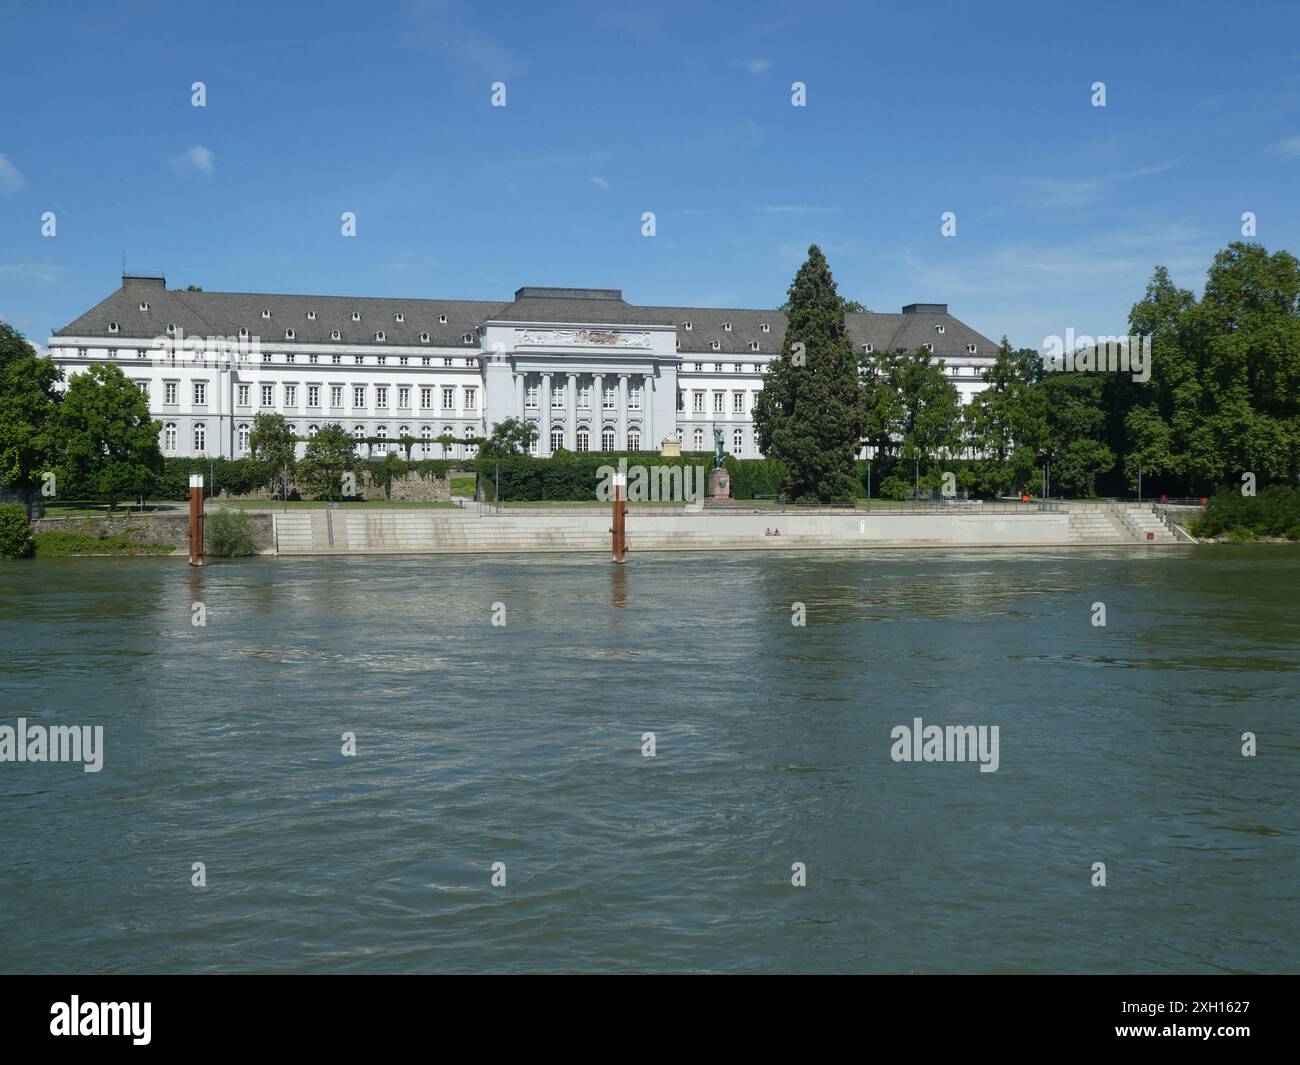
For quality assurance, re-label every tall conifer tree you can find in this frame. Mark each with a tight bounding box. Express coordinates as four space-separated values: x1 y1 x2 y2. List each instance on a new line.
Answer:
753 245 861 501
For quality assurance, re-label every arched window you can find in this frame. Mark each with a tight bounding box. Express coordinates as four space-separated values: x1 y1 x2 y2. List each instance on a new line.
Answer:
442 425 454 458
462 425 477 457
307 424 319 438
628 427 640 452
353 424 366 454
237 423 250 454
693 427 704 450
576 427 590 452
733 429 743 454
164 423 177 452
193 422 206 453
550 427 564 453
601 426 616 451
375 424 388 456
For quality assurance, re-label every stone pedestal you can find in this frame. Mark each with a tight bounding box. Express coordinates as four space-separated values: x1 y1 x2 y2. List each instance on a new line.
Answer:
707 467 731 500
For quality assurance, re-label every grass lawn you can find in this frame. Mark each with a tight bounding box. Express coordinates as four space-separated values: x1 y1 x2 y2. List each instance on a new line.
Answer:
33 531 174 557
215 498 460 510
450 475 478 497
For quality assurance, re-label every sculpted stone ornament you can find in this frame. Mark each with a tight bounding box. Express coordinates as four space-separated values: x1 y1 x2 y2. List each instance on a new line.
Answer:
515 328 652 348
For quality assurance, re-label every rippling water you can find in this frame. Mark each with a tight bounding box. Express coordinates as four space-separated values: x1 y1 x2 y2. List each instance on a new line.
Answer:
1 547 1297 973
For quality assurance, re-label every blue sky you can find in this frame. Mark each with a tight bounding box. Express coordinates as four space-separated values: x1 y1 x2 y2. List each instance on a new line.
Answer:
3 0 1300 351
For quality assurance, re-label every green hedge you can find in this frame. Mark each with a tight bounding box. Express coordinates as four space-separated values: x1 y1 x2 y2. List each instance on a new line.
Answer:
1190 486 1300 541
461 452 717 502
0 503 35 559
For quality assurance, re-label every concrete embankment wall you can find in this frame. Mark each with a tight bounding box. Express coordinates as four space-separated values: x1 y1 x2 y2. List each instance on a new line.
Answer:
33 510 275 555
268 507 1082 555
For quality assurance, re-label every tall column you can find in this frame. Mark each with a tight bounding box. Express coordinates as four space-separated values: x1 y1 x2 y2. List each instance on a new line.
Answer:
565 372 577 451
540 372 552 456
642 368 654 452
592 374 604 449
515 371 525 418
617 373 629 451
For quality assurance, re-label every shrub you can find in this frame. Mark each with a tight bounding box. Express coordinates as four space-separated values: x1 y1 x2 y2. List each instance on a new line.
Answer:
0 503 35 559
206 509 258 557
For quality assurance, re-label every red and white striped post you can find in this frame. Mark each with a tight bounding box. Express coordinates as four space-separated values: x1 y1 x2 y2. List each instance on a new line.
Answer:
611 468 626 565
188 473 205 567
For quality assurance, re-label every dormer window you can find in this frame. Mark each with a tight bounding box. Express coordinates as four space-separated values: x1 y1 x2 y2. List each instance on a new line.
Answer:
351 312 361 322
463 333 474 343
683 321 693 330
108 321 119 334
330 330 341 341
710 340 720 351
419 332 430 343
306 311 316 321
761 323 770 333
923 342 934 353
749 341 759 352
284 329 296 340
966 343 978 354
238 327 249 338
675 341 681 350
935 324 945 334
374 330 386 342
438 314 447 324
394 313 404 323
863 343 874 354
138 302 150 312
723 322 732 332
261 309 271 319
165 323 176 335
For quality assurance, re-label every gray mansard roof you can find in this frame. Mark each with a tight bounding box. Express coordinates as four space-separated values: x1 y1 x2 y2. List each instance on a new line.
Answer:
55 277 999 360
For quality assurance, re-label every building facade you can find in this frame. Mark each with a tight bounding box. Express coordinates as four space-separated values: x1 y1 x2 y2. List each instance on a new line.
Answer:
47 276 999 460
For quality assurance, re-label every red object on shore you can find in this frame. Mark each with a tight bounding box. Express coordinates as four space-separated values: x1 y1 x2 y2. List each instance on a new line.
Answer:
1146 532 1154 541
1020 494 1029 502
611 470 626 564
188 473 204 567
1200 497 1208 506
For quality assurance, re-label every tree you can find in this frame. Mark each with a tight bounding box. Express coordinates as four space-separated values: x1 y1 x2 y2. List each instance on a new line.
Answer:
299 424 356 500
1036 372 1114 497
478 417 538 458
55 363 163 508
0 324 62 502
248 412 297 496
963 338 1047 496
754 245 861 501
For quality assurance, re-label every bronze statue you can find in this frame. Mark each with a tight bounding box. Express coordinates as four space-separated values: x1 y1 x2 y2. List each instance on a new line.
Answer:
712 425 725 470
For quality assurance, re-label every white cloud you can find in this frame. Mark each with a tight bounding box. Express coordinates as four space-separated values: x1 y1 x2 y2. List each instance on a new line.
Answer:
1020 161 1177 208
590 176 610 191
170 145 214 176
738 58 772 75
0 154 26 196
1268 134 1300 158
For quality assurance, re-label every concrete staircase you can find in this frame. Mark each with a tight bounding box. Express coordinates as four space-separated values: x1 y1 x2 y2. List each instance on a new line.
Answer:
1111 503 1180 543
1062 502 1180 544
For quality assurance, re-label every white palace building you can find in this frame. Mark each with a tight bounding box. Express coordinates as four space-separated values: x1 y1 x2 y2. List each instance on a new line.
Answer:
47 274 999 460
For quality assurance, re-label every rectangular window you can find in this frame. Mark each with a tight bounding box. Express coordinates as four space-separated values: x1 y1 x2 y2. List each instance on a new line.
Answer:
399 356 409 366
307 385 320 407
285 385 297 407
578 386 591 409
733 392 744 413
420 387 432 409
237 384 250 406
525 386 538 409
464 387 477 411
261 385 274 407
309 354 318 364
603 387 615 410
444 357 454 366
332 354 341 364
166 382 178 405
285 353 295 364
442 387 455 409
629 387 641 411
193 381 207 405
353 386 366 408
136 381 148 396
355 355 364 364
330 385 343 408
398 386 410 408
552 385 565 408
377 356 387 366
713 392 724 414
376 386 388 408
692 391 704 413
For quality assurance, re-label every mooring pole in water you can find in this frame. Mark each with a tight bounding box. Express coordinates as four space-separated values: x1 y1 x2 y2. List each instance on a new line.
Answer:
611 468 626 564
188 473 205 567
